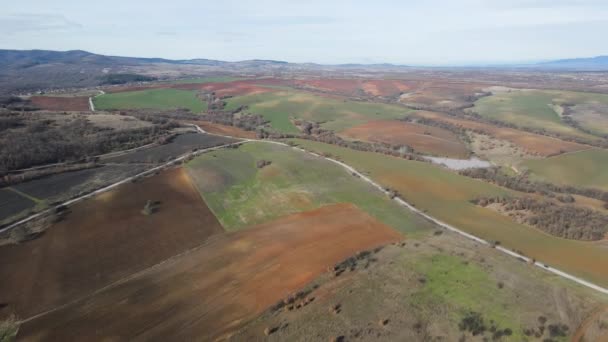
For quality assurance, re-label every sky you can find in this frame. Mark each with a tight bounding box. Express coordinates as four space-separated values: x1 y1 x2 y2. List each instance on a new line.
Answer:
1 0 608 65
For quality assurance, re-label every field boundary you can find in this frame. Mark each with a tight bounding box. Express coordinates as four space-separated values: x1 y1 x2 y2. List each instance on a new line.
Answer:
0 140 246 234
5 123 608 297
187 124 608 295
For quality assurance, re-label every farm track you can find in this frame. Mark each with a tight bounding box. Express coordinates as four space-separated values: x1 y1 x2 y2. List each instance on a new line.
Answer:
193 125 608 296
6 123 608 303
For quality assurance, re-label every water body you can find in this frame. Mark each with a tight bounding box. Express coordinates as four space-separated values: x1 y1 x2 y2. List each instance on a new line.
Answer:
423 156 492 170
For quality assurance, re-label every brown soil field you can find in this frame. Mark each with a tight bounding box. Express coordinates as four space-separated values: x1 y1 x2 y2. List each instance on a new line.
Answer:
29 96 90 111
0 168 223 320
399 82 483 109
295 79 412 97
18 203 402 341
294 79 364 95
106 79 288 97
361 79 412 96
188 120 256 139
294 79 482 108
340 120 469 158
414 111 589 156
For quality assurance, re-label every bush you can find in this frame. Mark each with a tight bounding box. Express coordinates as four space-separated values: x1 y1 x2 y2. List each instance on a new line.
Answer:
459 311 486 336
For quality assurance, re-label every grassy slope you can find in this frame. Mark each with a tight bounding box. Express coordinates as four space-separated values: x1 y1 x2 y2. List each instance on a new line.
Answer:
224 90 412 133
186 142 433 234
94 88 206 112
524 149 608 191
472 90 600 140
287 139 608 287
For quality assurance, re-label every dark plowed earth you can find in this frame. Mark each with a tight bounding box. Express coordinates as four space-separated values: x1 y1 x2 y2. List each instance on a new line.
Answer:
0 168 223 320
18 203 402 341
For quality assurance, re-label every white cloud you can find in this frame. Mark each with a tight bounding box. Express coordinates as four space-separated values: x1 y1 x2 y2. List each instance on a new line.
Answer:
1 0 607 64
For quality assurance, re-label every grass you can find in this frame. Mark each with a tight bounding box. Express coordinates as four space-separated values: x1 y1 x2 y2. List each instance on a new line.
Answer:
186 142 433 234
523 149 608 191
471 89 601 141
406 253 520 338
94 88 206 112
223 90 412 133
166 76 243 84
286 138 608 287
0 315 18 342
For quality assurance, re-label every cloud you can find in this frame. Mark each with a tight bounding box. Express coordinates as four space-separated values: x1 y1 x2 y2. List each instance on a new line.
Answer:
0 13 82 34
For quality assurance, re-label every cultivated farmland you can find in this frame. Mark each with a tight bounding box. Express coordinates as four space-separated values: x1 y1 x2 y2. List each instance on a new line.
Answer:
523 149 608 191
102 132 236 164
0 189 36 224
186 142 433 233
235 230 607 341
413 110 588 156
94 88 207 112
0 168 223 320
224 90 412 133
470 88 603 141
29 95 91 111
287 139 608 287
188 120 256 139
340 119 470 158
18 203 402 341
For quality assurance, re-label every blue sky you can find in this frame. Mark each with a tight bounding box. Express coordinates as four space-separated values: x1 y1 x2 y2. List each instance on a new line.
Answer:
1 0 608 65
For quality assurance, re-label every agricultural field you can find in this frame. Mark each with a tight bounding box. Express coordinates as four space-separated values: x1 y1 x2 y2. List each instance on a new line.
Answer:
287 139 608 287
294 78 412 97
186 142 433 233
0 189 36 224
293 79 483 110
340 119 470 158
413 110 588 157
0 168 223 320
17 203 402 341
94 88 206 112
166 76 244 84
224 90 412 133
29 95 90 111
470 88 605 141
235 230 608 341
102 132 236 164
523 149 608 191
188 120 256 139
85 113 153 130
1 165 147 223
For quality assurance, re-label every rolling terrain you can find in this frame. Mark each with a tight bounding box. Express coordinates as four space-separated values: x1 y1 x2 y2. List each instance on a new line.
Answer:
2 54 608 341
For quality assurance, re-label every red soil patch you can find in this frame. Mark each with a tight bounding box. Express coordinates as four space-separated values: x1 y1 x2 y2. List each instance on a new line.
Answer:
340 120 469 158
189 120 256 139
414 111 588 156
29 96 90 111
19 203 402 341
106 79 289 97
0 168 223 320
295 79 365 96
361 80 412 97
294 79 478 105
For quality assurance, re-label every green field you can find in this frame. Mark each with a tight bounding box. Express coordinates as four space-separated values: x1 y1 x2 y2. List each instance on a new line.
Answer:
166 76 243 84
471 89 602 141
186 142 433 234
94 88 206 112
286 139 608 287
524 149 608 191
224 90 412 133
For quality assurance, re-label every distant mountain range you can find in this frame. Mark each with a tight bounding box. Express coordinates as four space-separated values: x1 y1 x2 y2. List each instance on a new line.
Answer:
534 56 608 70
1 49 607 94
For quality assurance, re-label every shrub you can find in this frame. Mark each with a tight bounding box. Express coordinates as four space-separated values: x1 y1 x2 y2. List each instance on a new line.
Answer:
459 311 486 336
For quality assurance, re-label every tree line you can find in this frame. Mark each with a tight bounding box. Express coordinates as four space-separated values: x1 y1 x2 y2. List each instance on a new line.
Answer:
472 196 608 241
